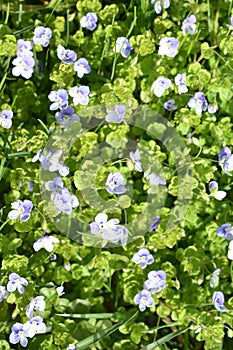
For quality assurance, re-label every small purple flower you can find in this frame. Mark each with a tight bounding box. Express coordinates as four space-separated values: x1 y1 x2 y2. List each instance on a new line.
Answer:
148 215 160 232
174 73 188 94
219 147 231 168
223 154 233 175
208 181 226 200
9 323 28 347
73 58 91 78
216 223 233 241
144 270 166 293
12 54 35 79
0 286 9 302
145 172 166 186
17 39 33 56
33 26 52 47
55 106 80 127
48 89 69 110
33 235 60 253
158 37 179 57
37 150 69 176
7 273 28 294
153 0 170 14
69 86 90 106
28 181 34 192
105 104 126 123
80 12 98 31
212 291 226 312
67 344 77 350
0 110 13 129
182 14 197 35
8 199 33 222
164 99 177 111
24 316 46 338
90 213 119 235
208 103 218 114
105 172 126 194
134 289 154 311
115 37 133 58
57 44 77 64
210 268 221 288
188 92 208 115
102 224 129 247
151 77 171 97
26 296 46 319
53 188 79 215
129 149 143 172
132 248 154 269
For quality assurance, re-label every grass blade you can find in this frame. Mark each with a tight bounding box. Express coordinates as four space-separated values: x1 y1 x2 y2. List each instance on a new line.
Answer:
56 313 115 319
142 327 189 350
75 311 138 350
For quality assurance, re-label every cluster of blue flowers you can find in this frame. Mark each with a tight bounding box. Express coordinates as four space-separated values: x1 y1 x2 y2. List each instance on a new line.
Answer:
45 176 79 215
132 248 166 311
0 274 46 347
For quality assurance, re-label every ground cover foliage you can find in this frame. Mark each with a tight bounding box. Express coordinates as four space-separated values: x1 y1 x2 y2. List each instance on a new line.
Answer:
1 0 233 349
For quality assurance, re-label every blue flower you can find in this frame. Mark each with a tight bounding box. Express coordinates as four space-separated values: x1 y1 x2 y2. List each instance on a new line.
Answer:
26 296 46 319
90 213 119 235
218 146 231 168
115 37 133 58
174 73 188 94
134 289 154 311
102 224 129 247
144 270 166 293
73 58 91 78
33 26 52 47
144 170 166 186
28 181 34 192
105 104 126 123
208 181 226 200
148 215 160 232
55 106 80 127
132 248 154 269
181 14 197 35
69 86 90 106
9 323 28 347
48 89 69 110
208 102 218 114
105 172 126 194
151 77 172 97
212 291 226 312
0 110 13 129
0 286 9 302
188 92 208 115
16 39 33 57
7 273 28 294
222 154 233 175
158 37 179 57
8 199 33 222
153 0 170 14
210 268 221 288
57 44 77 64
216 223 233 241
53 188 79 215
23 316 46 338
12 55 35 79
66 344 77 350
164 99 177 111
33 235 60 252
80 12 98 31
129 149 143 172
36 150 69 176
